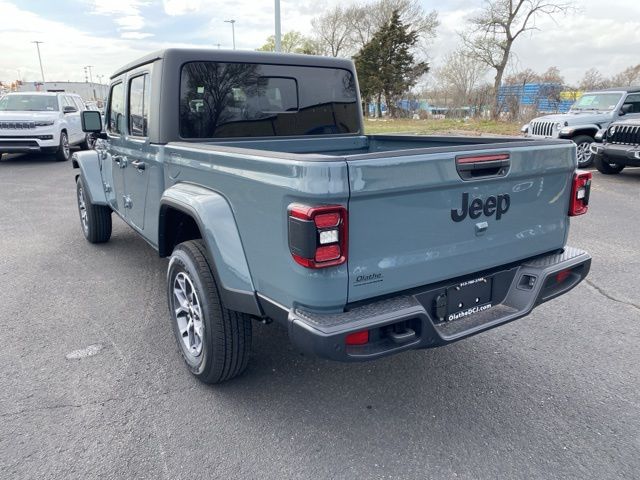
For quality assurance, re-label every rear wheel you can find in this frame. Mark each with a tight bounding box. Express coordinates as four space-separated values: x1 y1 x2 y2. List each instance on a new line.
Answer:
573 135 595 168
595 155 625 175
168 240 252 384
55 131 70 161
76 177 112 243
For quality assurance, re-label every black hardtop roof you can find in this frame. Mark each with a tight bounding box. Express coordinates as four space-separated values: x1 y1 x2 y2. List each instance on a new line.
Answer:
110 48 355 79
587 86 640 93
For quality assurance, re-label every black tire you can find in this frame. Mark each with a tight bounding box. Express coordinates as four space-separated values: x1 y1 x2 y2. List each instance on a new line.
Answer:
595 155 625 175
55 131 71 161
572 134 595 168
79 133 96 150
167 240 252 384
76 177 112 243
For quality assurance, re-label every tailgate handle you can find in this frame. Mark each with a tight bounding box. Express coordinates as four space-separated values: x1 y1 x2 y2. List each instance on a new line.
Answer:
456 153 510 180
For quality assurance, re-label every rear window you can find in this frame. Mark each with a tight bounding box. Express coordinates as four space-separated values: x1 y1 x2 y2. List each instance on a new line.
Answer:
179 62 359 138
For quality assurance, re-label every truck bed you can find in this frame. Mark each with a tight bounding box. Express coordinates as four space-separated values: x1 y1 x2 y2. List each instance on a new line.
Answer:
177 134 561 160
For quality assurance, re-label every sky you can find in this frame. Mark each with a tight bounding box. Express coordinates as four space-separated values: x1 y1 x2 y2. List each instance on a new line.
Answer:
1 0 639 86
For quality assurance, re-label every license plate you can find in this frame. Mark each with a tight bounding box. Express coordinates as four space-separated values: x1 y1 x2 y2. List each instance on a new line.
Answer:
445 277 493 321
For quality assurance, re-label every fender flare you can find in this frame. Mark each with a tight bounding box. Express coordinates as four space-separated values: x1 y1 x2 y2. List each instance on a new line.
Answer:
72 150 107 205
159 183 261 316
559 124 600 140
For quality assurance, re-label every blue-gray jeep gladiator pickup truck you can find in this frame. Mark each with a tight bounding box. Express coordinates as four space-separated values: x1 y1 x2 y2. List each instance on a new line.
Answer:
73 48 592 383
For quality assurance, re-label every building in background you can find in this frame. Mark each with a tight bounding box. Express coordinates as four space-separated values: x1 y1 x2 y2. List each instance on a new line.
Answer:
17 81 108 106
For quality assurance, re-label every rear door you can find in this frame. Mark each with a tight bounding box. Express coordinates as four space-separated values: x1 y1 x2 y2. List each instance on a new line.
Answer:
122 71 152 230
346 142 575 303
62 95 82 143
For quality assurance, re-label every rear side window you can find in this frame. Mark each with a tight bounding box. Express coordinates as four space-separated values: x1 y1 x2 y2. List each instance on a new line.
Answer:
128 74 150 137
107 82 125 135
71 96 85 111
179 62 359 138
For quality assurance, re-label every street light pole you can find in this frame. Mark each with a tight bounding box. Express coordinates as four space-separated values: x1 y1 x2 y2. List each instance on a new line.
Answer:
224 19 236 50
31 41 45 83
274 0 282 52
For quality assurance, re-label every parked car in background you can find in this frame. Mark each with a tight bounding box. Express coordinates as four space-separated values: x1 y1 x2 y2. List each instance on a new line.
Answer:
73 48 592 384
0 91 93 161
591 115 640 174
522 87 640 167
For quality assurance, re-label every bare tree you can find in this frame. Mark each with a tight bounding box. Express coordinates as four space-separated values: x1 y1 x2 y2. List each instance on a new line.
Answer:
341 0 438 53
461 0 572 119
610 64 640 87
435 50 488 109
311 6 354 57
579 68 612 91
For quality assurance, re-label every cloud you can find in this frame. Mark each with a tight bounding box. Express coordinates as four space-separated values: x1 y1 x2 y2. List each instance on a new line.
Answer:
115 15 146 31
121 31 154 39
163 0 203 16
87 0 150 35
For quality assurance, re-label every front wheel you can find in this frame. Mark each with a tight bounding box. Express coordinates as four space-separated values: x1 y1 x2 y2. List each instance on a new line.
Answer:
79 133 96 150
595 155 625 175
55 131 71 161
76 177 112 243
168 240 252 384
573 135 595 168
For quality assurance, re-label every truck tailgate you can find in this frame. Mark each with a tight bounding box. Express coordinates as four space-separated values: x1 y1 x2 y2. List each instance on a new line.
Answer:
346 143 576 303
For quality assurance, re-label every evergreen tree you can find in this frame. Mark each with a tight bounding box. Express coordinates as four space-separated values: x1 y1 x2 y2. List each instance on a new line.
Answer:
354 10 428 117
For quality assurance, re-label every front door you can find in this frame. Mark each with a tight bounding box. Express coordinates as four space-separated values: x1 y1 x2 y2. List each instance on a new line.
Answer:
104 81 126 213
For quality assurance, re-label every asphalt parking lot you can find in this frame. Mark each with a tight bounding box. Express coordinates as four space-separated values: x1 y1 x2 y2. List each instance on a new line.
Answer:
0 152 639 480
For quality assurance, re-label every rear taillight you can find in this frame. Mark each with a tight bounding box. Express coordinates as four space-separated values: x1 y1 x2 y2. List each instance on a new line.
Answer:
288 204 347 268
569 170 592 216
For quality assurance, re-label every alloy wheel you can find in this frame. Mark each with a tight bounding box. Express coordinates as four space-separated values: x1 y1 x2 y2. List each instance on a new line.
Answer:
173 272 205 358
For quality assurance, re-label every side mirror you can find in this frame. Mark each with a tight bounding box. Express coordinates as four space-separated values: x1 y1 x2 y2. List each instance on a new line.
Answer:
81 110 103 133
620 104 632 116
63 105 78 114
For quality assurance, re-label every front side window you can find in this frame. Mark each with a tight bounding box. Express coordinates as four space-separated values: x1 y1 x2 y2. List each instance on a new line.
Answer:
622 93 640 114
107 82 125 135
179 62 359 138
0 95 58 111
128 74 150 137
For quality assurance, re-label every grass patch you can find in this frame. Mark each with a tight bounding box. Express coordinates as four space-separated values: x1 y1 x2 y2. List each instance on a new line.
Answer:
364 118 523 137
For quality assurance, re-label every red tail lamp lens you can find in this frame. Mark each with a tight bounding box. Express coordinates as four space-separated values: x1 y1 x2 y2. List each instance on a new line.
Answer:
315 244 341 262
314 212 341 228
556 269 571 283
569 170 592 216
345 330 369 345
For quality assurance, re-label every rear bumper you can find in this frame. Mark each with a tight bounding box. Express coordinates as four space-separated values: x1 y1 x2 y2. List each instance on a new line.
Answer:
286 247 591 362
591 143 640 166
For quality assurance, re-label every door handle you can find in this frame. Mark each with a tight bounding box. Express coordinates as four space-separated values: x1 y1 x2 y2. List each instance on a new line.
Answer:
131 160 146 171
113 155 128 168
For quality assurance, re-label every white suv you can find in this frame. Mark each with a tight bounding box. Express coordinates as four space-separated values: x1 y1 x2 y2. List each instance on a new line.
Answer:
0 92 93 161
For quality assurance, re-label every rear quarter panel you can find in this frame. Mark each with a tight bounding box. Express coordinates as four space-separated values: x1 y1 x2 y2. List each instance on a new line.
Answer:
162 144 350 311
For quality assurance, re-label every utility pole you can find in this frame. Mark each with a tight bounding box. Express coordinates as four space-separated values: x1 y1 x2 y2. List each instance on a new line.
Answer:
224 19 236 49
31 41 45 83
85 65 94 84
274 0 282 52
83 66 88 83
